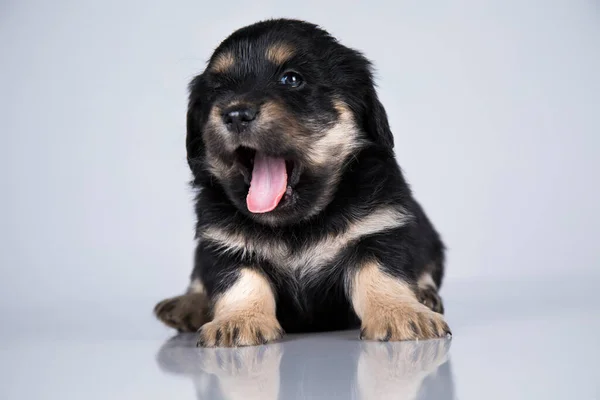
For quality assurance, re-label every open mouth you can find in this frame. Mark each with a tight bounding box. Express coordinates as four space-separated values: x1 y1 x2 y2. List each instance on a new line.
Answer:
234 146 302 214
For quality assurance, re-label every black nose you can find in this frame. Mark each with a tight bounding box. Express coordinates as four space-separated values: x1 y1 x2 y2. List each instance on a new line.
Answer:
222 106 258 133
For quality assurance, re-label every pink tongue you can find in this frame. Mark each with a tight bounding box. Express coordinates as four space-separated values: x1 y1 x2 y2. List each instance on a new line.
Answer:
246 152 288 213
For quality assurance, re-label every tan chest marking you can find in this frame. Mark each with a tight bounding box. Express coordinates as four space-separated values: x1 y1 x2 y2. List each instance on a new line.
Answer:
201 207 411 277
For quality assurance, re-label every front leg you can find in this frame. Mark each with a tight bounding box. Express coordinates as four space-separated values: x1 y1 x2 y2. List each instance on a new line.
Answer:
197 267 283 348
349 261 451 341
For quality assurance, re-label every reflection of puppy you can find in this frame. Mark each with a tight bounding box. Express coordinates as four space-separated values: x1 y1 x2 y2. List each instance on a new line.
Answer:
198 345 283 400
155 334 453 400
356 340 452 400
156 334 283 400
154 18 451 347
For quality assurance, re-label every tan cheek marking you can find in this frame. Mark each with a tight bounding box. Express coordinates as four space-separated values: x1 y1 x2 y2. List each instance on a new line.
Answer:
252 101 303 143
258 101 288 123
205 151 236 180
307 101 365 167
266 43 295 65
208 106 224 132
203 105 239 179
210 52 235 73
299 100 365 219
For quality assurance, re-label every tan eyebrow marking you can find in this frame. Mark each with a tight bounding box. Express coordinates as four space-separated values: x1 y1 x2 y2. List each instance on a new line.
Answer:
266 42 295 65
210 51 235 73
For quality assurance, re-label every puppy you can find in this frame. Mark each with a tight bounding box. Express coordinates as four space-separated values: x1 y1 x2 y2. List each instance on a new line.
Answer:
154 18 451 347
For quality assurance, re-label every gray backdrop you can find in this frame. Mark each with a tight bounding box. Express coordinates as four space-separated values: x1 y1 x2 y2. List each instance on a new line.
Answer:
1 0 599 340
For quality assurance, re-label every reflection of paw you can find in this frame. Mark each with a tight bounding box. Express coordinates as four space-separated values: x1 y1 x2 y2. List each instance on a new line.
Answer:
360 303 451 342
155 333 206 375
200 344 284 377
357 339 451 400
200 344 283 400
154 293 208 332
417 287 445 314
197 313 283 347
361 339 451 376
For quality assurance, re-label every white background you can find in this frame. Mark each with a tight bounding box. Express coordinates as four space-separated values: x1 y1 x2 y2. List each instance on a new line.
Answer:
1 0 599 338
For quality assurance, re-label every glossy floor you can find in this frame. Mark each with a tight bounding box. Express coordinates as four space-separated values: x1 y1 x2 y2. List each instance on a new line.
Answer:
1 275 598 399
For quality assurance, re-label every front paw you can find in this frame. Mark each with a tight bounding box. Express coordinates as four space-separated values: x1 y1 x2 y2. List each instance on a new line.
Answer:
197 313 284 347
360 303 451 342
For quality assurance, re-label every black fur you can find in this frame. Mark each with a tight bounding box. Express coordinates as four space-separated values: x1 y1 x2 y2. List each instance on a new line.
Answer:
158 18 446 338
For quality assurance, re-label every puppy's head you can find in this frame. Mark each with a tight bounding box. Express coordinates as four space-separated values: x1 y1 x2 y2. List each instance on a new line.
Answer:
186 19 394 226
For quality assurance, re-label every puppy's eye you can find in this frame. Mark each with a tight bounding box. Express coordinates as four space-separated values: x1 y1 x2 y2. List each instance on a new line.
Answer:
279 71 304 88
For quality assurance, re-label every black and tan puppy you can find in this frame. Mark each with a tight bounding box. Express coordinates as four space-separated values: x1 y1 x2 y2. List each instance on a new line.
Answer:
154 18 451 347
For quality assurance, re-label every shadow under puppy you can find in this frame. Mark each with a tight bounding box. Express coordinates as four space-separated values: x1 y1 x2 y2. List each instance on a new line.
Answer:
155 18 451 347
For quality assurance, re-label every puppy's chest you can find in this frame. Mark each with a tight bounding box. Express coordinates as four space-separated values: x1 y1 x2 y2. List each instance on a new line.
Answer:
201 206 409 277
203 226 348 276
252 235 345 276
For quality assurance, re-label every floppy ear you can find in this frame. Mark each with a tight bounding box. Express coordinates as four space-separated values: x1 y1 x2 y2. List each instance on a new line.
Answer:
363 88 395 149
185 75 208 179
186 108 203 166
